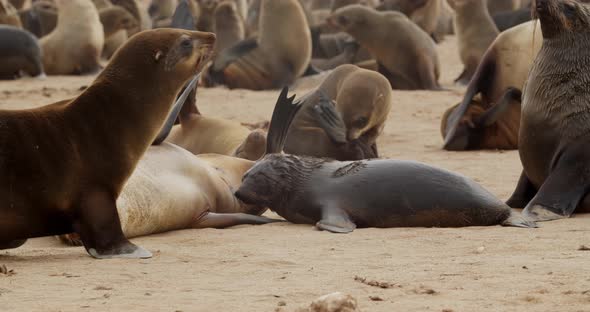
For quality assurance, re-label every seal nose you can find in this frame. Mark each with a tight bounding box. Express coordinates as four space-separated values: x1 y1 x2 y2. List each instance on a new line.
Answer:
194 32 216 45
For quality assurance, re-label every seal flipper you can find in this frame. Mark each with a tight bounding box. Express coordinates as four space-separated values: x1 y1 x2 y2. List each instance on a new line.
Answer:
191 212 284 228
474 87 521 127
75 190 152 259
523 142 590 221
506 171 537 208
313 92 348 145
501 211 537 228
211 38 258 73
316 203 356 233
265 86 303 154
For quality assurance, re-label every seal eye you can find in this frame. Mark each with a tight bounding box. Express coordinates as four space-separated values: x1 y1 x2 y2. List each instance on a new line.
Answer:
181 39 193 50
354 117 368 128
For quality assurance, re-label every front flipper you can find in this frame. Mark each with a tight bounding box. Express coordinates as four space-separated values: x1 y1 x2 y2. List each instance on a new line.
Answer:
523 143 590 221
316 203 356 233
506 170 537 208
313 93 347 145
192 212 284 228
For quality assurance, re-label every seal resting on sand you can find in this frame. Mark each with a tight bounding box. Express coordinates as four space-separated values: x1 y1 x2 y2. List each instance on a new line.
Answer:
235 87 536 232
0 28 216 258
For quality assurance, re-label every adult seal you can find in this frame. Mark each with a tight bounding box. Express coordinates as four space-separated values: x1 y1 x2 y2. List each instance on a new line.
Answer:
235 88 536 232
0 25 44 79
508 0 590 220
0 28 216 258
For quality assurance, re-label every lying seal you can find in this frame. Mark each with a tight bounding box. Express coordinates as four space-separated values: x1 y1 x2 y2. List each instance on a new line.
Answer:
0 25 44 79
0 28 216 258
442 20 541 151
284 64 392 160
448 0 499 84
508 0 590 220
40 0 104 75
206 0 312 90
329 5 441 90
235 88 536 232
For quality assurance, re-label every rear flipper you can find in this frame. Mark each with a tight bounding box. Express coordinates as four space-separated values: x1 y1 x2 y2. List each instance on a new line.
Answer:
501 211 537 228
523 142 590 221
316 203 356 233
0 239 27 250
192 212 284 228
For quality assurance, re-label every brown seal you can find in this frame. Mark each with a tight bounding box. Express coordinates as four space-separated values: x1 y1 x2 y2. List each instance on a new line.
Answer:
442 20 541 151
507 0 590 221
447 0 499 85
111 0 153 33
377 0 442 40
329 5 441 90
0 25 44 79
0 0 22 28
40 0 104 75
207 0 311 90
284 64 392 160
234 87 536 232
99 5 139 38
0 28 216 258
213 0 245 54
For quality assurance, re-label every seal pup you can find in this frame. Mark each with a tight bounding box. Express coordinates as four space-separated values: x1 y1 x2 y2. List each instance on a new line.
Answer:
284 64 392 160
442 20 541 151
206 0 312 90
447 0 499 85
0 25 44 79
213 0 245 55
235 88 536 232
0 0 22 28
329 5 441 90
508 0 590 220
40 0 104 75
0 29 216 258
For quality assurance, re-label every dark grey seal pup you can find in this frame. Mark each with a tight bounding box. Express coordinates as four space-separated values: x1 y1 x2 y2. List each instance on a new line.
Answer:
234 90 536 233
0 25 44 79
508 0 590 221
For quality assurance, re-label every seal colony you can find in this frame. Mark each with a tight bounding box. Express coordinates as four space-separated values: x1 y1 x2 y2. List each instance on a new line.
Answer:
0 28 216 258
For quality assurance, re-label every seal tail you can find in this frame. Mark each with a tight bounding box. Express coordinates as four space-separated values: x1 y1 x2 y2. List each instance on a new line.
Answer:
501 210 537 228
264 87 303 155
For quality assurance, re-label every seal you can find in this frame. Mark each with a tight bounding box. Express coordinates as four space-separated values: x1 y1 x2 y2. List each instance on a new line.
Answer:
149 0 178 27
40 0 104 75
493 7 532 31
213 0 245 54
99 5 139 39
329 5 441 90
235 88 536 231
377 0 442 40
195 0 218 32
0 28 216 258
206 0 311 90
442 20 541 151
0 0 22 28
507 0 590 221
18 0 58 38
284 64 392 160
447 0 499 85
487 0 520 16
0 25 44 79
110 0 153 33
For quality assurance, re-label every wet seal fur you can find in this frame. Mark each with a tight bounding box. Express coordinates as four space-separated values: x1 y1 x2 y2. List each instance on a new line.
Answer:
508 0 590 221
329 5 441 90
0 25 44 79
0 28 216 258
441 20 542 151
235 88 536 232
284 64 392 160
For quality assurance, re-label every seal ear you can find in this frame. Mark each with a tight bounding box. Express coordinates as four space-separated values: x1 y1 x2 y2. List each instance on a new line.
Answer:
171 0 195 30
152 73 201 145
264 87 303 155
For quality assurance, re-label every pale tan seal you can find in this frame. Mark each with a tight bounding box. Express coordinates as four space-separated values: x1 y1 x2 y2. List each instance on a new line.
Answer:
0 0 22 28
213 0 245 54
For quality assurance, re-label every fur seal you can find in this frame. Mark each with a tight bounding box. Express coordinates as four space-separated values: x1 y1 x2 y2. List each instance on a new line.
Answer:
442 20 541 151
99 5 139 38
0 0 22 28
149 0 178 26
195 0 218 32
40 0 104 75
111 0 152 33
207 0 311 90
493 7 532 31
508 0 590 220
447 0 499 85
0 28 216 258
213 0 245 54
377 0 442 40
329 5 441 90
18 0 58 38
0 25 44 79
284 64 392 160
235 88 536 232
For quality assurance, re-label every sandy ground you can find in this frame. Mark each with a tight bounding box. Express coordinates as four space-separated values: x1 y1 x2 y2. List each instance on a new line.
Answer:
1 37 589 312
